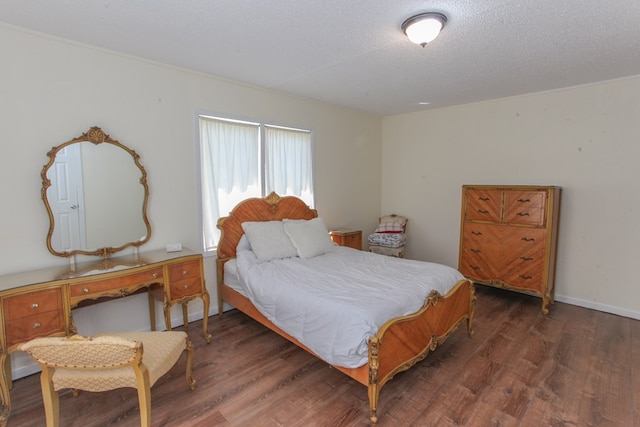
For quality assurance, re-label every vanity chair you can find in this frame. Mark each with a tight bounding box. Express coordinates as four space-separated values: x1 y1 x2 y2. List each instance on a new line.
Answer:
368 214 408 258
19 331 195 427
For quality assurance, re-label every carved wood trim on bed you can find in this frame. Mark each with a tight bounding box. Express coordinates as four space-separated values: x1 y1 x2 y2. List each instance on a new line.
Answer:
215 192 475 424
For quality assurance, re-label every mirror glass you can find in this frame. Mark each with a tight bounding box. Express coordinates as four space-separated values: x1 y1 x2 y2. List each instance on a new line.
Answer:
41 126 151 258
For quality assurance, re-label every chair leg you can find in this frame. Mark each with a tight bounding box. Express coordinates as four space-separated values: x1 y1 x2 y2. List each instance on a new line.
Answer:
185 339 196 390
40 367 60 427
134 365 152 427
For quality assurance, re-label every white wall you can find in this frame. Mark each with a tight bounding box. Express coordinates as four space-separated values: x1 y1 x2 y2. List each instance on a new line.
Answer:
382 76 640 318
0 24 382 377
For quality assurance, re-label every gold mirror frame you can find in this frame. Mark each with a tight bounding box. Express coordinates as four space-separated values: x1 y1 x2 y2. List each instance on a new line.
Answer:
41 126 151 258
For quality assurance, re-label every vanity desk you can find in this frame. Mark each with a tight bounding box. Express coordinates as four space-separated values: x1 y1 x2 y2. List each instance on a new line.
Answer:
0 247 211 424
0 126 210 425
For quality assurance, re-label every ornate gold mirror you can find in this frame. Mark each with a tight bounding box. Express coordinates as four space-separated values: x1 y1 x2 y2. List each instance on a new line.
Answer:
41 126 151 258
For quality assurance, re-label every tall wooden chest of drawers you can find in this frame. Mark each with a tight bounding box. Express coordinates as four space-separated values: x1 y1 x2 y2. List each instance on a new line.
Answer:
458 185 561 313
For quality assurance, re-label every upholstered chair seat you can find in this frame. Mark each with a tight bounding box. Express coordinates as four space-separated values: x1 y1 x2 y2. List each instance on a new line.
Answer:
20 331 195 427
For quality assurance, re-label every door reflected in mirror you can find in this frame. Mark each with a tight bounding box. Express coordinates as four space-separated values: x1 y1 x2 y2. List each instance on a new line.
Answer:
41 127 151 258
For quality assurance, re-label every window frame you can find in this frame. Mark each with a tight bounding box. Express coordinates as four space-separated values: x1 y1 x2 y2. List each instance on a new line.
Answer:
195 112 315 255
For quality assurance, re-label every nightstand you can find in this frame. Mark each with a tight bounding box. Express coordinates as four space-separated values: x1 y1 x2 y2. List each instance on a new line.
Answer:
329 230 362 250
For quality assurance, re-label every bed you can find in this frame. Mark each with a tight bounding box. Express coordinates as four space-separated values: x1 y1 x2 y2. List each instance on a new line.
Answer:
215 193 475 424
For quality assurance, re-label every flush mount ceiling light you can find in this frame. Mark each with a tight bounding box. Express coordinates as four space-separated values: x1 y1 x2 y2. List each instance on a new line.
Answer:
402 12 447 47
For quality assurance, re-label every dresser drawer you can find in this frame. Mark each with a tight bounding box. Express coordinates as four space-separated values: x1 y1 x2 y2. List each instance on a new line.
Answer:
2 288 63 321
504 262 544 291
504 227 546 254
504 191 546 226
70 267 163 299
503 228 546 289
5 310 65 347
464 188 502 222
460 223 501 280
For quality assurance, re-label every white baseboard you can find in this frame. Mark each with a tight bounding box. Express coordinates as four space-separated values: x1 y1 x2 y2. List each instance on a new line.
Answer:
555 294 640 320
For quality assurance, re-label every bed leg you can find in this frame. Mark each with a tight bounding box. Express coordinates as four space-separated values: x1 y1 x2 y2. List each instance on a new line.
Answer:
467 281 476 337
368 376 380 425
217 284 224 316
368 384 379 424
368 338 380 424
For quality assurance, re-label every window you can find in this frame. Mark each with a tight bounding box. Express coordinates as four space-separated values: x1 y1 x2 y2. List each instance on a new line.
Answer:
198 115 313 252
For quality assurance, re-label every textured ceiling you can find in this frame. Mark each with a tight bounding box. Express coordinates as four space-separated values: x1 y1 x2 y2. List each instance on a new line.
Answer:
1 0 640 116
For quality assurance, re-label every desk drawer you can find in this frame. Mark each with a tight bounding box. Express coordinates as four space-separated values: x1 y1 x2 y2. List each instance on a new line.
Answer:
70 267 163 299
168 260 202 299
170 278 202 299
3 288 63 321
5 311 65 347
168 260 201 282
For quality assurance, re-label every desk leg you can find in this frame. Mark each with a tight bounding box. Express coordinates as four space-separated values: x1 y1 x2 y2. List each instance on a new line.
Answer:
181 304 189 330
163 303 172 332
202 291 212 343
0 353 11 427
147 291 156 331
163 295 211 343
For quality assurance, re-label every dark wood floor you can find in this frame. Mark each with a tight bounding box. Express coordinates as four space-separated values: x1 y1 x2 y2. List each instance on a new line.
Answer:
7 286 640 426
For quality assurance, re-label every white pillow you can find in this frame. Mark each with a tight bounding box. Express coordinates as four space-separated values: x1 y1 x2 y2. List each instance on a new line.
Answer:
236 234 251 252
241 221 298 261
283 218 336 259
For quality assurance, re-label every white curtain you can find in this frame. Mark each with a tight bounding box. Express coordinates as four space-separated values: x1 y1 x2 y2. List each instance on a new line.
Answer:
264 126 313 206
200 117 260 251
200 117 313 252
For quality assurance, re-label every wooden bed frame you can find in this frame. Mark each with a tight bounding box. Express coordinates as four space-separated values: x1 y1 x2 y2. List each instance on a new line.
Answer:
215 193 475 424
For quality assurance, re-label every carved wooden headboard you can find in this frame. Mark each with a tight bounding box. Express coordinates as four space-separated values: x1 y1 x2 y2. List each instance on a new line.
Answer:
216 192 318 260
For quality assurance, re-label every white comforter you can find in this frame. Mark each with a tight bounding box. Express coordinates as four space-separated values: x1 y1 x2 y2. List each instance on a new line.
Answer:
235 247 464 368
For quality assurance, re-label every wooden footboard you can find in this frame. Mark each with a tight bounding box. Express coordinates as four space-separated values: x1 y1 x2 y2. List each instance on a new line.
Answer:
367 278 475 423
217 256 474 424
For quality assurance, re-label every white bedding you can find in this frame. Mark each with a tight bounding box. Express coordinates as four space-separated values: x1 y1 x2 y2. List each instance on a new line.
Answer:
234 246 464 368
223 259 247 296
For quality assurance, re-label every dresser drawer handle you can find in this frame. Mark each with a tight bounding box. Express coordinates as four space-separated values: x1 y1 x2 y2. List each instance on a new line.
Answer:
521 237 535 242
477 209 489 214
479 197 491 201
31 303 39 309
33 322 41 329
471 231 483 236
517 198 531 203
516 212 530 217
182 270 188 275
152 273 159 278
183 284 189 289
520 256 534 261
470 249 481 254
519 275 533 280
82 287 89 294
470 265 480 270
